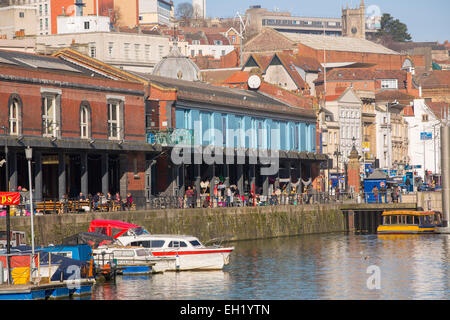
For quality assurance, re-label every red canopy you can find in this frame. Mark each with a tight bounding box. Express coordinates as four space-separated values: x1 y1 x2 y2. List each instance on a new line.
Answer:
88 219 141 239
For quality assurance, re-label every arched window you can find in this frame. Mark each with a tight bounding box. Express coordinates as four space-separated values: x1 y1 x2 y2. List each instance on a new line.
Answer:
80 102 91 139
8 95 22 136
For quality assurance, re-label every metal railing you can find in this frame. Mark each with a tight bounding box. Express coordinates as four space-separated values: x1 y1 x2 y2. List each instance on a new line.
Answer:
4 191 422 215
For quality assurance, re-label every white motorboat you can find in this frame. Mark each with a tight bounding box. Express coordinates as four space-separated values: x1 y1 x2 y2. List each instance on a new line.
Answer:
92 245 175 274
117 234 234 271
88 220 234 271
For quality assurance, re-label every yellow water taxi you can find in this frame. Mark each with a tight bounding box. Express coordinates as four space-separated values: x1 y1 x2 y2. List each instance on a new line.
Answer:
377 211 442 235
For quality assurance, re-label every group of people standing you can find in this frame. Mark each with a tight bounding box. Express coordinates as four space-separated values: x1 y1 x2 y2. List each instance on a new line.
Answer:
184 184 243 208
77 192 134 211
371 185 402 203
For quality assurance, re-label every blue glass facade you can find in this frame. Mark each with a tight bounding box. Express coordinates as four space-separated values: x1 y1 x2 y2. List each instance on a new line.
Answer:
175 107 316 153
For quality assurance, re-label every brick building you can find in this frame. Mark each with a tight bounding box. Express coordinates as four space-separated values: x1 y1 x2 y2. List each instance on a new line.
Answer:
416 70 450 103
0 49 161 208
243 28 426 72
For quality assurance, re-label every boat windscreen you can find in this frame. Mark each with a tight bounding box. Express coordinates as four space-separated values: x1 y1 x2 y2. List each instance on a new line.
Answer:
189 240 202 247
125 227 150 236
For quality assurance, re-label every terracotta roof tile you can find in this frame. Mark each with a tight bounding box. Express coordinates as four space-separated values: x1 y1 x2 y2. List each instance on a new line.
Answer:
205 33 230 45
223 71 250 84
426 101 450 119
375 89 415 103
418 70 450 89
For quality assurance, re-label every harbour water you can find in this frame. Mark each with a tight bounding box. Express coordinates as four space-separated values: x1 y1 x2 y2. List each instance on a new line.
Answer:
91 233 450 300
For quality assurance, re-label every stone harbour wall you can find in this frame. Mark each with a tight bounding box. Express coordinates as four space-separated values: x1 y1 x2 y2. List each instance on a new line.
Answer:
4 205 346 246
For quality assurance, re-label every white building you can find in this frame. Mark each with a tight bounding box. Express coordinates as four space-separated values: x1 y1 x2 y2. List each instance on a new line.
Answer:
192 0 206 19
375 104 393 170
138 0 174 26
3 0 51 35
405 99 441 179
36 0 51 35
187 43 234 59
0 5 37 39
324 88 362 170
36 32 187 73
57 15 110 34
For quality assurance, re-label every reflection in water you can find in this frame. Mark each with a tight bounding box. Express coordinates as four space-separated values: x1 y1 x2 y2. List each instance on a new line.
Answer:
92 234 450 300
93 271 231 300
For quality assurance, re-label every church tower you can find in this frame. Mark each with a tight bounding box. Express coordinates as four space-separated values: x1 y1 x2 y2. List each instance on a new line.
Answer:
342 0 366 39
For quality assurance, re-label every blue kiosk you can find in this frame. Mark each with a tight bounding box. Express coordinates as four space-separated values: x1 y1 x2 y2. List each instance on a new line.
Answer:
364 170 388 203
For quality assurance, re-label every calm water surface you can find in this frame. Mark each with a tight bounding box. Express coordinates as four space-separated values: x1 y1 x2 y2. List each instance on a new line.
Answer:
91 233 450 300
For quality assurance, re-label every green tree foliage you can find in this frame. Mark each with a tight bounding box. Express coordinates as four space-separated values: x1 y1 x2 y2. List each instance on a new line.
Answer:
376 13 412 42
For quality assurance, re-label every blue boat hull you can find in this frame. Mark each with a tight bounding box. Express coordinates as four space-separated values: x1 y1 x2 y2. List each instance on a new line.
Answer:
0 281 94 300
119 265 152 275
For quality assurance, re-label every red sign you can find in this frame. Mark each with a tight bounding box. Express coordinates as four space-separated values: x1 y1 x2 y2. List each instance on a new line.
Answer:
0 192 20 206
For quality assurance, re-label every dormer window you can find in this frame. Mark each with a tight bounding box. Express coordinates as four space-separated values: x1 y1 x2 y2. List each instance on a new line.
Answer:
381 79 398 89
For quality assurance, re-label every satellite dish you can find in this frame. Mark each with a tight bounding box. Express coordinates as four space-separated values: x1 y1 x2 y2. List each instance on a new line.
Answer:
248 74 261 90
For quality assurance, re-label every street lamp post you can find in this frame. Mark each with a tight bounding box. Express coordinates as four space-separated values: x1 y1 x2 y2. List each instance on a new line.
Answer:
1 126 10 255
25 147 35 276
333 148 342 191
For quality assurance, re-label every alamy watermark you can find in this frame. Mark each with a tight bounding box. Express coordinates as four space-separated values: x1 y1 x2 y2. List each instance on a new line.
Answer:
170 124 282 176
366 265 381 290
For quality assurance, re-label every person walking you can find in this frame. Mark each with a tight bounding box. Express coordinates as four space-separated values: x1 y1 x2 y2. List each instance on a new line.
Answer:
226 186 232 207
405 178 411 194
114 192 122 211
192 186 198 208
106 192 113 212
372 186 379 204
186 187 194 208
379 184 387 204
306 183 313 204
126 193 133 210
93 192 100 211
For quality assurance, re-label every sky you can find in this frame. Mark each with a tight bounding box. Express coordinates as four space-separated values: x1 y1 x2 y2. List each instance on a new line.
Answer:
172 0 450 43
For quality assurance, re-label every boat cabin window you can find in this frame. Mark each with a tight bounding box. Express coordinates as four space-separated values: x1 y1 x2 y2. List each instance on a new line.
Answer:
111 228 125 238
94 227 108 235
130 240 165 248
406 215 413 225
391 215 398 224
53 251 72 258
136 249 150 256
189 240 202 247
168 241 188 248
435 213 442 224
413 216 419 225
113 250 135 257
124 227 150 237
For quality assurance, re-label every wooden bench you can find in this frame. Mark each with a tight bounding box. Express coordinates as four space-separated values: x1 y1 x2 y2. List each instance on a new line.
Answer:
67 200 91 213
35 201 64 215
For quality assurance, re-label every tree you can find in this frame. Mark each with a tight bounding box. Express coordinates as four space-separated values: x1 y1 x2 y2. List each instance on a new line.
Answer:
376 13 412 42
175 2 193 26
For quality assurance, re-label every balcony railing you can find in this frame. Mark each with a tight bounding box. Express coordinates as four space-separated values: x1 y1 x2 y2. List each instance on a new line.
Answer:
147 128 194 147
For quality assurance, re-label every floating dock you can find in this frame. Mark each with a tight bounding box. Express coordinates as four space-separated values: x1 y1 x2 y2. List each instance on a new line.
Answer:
0 279 96 300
